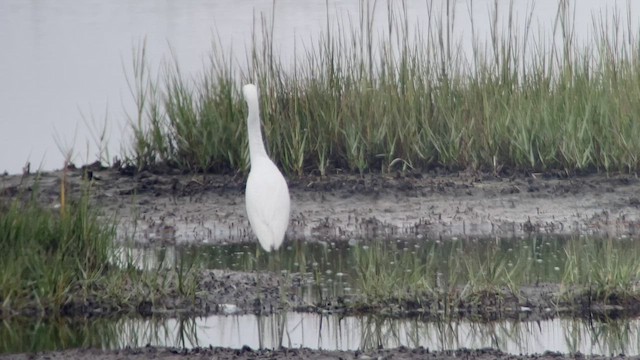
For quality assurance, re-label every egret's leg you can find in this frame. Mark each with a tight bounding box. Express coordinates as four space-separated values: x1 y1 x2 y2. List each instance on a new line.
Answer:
254 245 264 314
266 246 280 273
274 247 281 271
274 246 286 310
253 245 262 271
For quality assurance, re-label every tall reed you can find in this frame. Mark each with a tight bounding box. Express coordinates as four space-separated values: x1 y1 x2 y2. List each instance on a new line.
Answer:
127 1 640 175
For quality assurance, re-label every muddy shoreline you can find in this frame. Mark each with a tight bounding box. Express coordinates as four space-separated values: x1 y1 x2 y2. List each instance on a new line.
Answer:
2 167 640 359
2 346 627 360
3 167 639 244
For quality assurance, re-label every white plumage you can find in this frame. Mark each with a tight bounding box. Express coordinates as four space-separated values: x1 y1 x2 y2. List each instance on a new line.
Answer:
242 84 290 252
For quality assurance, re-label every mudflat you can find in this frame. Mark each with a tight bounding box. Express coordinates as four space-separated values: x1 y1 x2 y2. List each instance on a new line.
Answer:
3 167 638 243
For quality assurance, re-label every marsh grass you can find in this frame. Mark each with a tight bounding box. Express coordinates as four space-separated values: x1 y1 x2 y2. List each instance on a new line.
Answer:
351 239 542 309
353 242 436 303
562 237 640 303
127 2 640 175
0 182 115 315
129 235 640 314
351 236 640 312
0 178 199 318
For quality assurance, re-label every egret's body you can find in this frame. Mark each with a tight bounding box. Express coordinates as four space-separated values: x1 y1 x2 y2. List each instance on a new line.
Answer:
242 84 290 252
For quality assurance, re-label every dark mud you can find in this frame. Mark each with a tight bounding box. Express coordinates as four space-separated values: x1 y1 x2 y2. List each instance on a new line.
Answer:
2 166 639 244
1 346 624 360
2 167 640 359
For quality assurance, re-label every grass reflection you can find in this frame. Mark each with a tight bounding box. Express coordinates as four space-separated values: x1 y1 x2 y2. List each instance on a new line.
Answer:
5 312 640 355
0 316 200 354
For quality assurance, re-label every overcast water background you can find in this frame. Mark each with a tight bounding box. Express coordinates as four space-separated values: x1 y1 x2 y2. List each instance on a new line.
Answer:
1 0 638 174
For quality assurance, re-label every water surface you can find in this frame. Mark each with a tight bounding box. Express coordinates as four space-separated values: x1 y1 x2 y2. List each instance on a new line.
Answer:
1 0 639 173
4 313 640 356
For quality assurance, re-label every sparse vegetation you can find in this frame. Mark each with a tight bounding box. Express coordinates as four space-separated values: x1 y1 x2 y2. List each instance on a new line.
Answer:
351 237 555 310
562 236 640 303
158 235 640 315
350 236 640 313
127 1 640 176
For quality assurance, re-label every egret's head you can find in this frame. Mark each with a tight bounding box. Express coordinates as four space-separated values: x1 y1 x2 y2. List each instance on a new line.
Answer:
242 84 258 104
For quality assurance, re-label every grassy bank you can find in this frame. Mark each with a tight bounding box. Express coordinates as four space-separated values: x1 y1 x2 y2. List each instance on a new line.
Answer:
0 180 113 315
127 2 640 176
0 176 197 318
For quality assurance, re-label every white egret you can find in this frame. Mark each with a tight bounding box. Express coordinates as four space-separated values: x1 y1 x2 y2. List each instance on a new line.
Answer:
242 84 290 252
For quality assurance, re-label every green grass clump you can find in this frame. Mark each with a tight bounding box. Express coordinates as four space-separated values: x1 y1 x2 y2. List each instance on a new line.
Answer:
0 180 200 318
127 2 640 176
351 238 550 310
351 236 640 313
0 181 115 314
0 181 201 318
562 237 640 303
353 242 436 303
0 185 115 315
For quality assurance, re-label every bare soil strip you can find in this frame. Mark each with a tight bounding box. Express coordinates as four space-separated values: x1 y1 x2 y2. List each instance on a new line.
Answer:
3 168 638 244
1 346 628 360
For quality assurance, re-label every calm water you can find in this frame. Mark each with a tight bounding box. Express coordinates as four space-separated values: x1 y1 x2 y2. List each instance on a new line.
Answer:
4 310 640 355
1 0 639 174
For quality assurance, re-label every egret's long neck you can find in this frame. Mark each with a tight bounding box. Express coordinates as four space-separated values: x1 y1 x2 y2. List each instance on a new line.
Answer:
246 97 268 162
